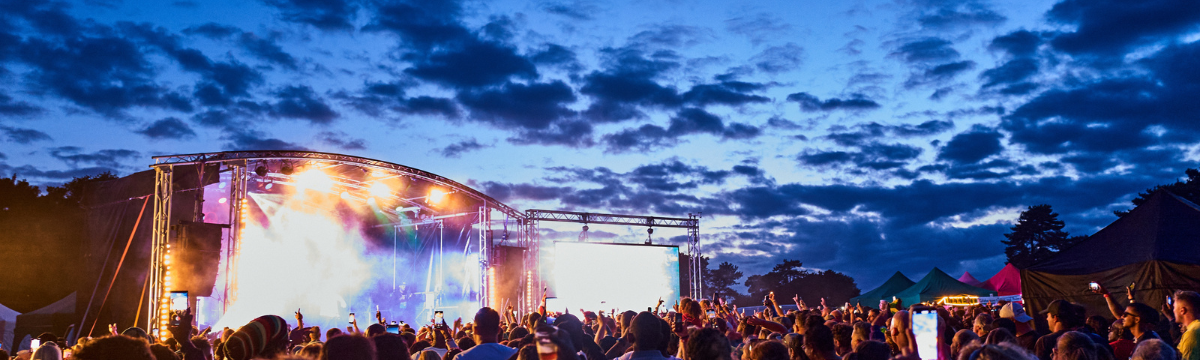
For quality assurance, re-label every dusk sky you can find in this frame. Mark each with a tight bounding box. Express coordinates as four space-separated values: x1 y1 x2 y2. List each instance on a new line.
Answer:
2 0 1198 290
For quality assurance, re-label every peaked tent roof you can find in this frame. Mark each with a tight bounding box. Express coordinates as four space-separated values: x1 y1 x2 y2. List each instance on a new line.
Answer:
982 263 1022 295
894 267 995 305
1028 190 1200 275
958 272 984 287
850 271 916 305
0 301 20 353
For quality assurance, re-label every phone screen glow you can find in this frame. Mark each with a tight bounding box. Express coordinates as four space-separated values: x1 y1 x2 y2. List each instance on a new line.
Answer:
913 310 938 360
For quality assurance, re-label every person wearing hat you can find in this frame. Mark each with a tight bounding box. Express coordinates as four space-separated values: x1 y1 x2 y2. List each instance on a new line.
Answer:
999 302 1041 352
1035 300 1082 360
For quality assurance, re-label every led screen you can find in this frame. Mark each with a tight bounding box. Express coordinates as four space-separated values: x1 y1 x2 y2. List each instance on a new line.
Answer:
552 242 680 313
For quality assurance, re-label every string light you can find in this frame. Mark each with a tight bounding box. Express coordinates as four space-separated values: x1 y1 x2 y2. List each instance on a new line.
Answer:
525 270 533 311
488 267 497 309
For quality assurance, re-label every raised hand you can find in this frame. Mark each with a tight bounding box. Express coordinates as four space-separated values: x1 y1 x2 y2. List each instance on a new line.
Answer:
109 323 119 336
793 294 800 303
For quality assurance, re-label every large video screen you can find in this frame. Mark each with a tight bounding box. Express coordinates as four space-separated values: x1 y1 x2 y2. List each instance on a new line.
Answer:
551 242 680 313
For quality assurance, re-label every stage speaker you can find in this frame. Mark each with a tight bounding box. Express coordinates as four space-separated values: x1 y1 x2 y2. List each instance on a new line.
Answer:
174 222 224 297
493 246 526 309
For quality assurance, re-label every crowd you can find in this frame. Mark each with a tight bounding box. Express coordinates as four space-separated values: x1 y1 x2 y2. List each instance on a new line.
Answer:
6 283 1200 360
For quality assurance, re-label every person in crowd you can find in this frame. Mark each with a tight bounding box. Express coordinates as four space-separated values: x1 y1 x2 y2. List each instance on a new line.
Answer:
149 343 179 360
1110 321 1136 360
455 307 518 360
685 328 732 360
223 315 291 360
957 343 1037 360
1054 332 1100 360
1001 303 1041 352
831 323 853 357
1131 340 1176 360
515 344 538 360
953 329 982 360
750 341 789 360
1173 291 1200 360
987 328 1018 346
372 333 409 360
31 341 62 360
977 315 997 338
851 322 870 350
1122 303 1162 344
321 334 376 360
73 335 155 360
782 333 803 360
1037 301 1093 360
852 341 889 360
805 324 840 360
300 343 324 358
615 312 669 360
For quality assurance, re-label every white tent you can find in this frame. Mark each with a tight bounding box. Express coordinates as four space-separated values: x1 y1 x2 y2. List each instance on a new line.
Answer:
0 301 20 353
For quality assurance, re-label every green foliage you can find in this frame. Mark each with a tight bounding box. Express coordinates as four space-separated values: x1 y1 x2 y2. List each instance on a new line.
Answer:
1116 168 1200 217
1002 204 1081 269
739 259 860 306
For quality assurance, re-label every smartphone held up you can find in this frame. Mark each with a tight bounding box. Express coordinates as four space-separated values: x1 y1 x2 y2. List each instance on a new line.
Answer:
912 310 939 360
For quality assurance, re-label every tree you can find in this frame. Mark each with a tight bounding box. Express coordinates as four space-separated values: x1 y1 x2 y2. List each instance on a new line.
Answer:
1116 168 1200 217
1003 204 1082 268
740 259 860 306
705 262 744 301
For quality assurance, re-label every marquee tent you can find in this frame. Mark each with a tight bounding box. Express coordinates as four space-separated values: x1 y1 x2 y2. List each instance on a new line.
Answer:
958 272 984 287
849 271 916 305
1022 190 1200 315
982 263 1022 296
0 302 18 352
11 293 75 350
893 267 994 305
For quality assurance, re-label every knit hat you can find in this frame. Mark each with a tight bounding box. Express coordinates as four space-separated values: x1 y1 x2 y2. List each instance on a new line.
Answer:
223 315 288 360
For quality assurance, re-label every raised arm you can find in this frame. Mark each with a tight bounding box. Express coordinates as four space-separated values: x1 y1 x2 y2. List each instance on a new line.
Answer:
1092 283 1125 319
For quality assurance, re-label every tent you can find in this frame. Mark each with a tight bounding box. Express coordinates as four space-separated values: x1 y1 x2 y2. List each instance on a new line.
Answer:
982 264 1022 296
893 267 995 305
958 272 984 287
849 271 916 305
11 293 76 349
0 302 19 352
1022 190 1200 315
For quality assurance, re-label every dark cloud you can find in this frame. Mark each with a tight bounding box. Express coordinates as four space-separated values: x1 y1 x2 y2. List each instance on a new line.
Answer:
237 32 297 70
364 1 471 51
980 58 1038 89
530 44 581 72
1 125 52 143
629 25 712 48
261 0 358 31
270 85 338 124
825 120 954 146
680 81 770 107
221 130 308 151
0 92 42 116
482 181 573 202
798 143 922 170
786 92 881 112
766 116 804 130
334 81 461 119
406 41 538 89
989 30 1041 57
457 81 576 130
136 117 197 140
119 22 264 106
749 42 804 74
439 138 488 158
316 131 366 150
578 47 683 122
541 1 597 21
890 38 960 64
49 146 140 168
1046 0 1200 56
938 126 1003 164
507 120 595 147
725 13 791 46
917 5 1006 30
906 60 976 88
601 108 760 153
182 22 240 38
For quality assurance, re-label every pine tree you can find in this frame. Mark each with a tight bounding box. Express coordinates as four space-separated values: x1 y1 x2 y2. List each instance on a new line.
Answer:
705 262 744 301
1003 204 1079 268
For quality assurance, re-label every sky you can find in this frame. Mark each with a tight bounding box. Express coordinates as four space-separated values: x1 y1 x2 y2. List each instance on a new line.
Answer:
2 0 1199 290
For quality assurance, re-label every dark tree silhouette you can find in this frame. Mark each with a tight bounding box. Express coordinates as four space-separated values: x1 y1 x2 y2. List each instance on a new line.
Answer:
1116 168 1200 217
1003 204 1081 268
741 259 859 306
705 261 744 301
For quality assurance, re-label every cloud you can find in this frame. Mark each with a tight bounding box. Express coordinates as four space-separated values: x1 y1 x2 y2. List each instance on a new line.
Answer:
136 117 197 140
629 25 714 49
749 43 804 74
49 147 140 168
890 38 960 64
905 60 976 88
439 138 489 158
541 0 598 20
825 120 954 146
182 22 240 38
601 108 760 153
1046 0 1200 56
316 131 366 150
1 126 52 144
364 1 471 51
938 126 1004 164
221 130 308 151
989 30 1042 57
786 92 881 112
680 81 771 107
0 92 43 116
270 85 338 124
261 0 358 31
237 32 297 70
406 41 538 89
725 13 792 46
457 81 577 130
507 120 595 147
530 44 581 72
917 4 1006 30
798 143 922 170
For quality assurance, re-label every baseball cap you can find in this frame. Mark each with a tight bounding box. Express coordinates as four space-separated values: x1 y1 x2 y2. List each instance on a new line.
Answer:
1039 300 1075 319
1000 302 1033 323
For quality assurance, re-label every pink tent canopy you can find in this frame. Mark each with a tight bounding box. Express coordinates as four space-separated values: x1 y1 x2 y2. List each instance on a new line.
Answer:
958 272 984 287
982 263 1022 296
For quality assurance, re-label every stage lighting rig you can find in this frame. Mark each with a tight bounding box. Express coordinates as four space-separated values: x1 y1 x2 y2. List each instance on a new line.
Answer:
281 163 294 175
255 166 268 177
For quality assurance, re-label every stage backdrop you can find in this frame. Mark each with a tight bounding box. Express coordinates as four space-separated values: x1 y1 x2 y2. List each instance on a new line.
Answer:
549 242 680 313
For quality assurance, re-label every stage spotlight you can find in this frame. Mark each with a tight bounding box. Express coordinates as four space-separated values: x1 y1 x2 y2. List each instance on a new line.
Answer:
340 191 351 200
255 166 268 177
218 198 227 204
367 197 377 206
369 181 391 198
295 169 334 192
427 188 447 204
281 164 294 175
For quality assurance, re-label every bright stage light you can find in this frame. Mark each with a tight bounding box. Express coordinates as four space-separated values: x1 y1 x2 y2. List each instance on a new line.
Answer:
369 182 391 198
427 188 447 204
218 197 227 204
295 169 334 192
552 242 680 312
340 191 351 200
